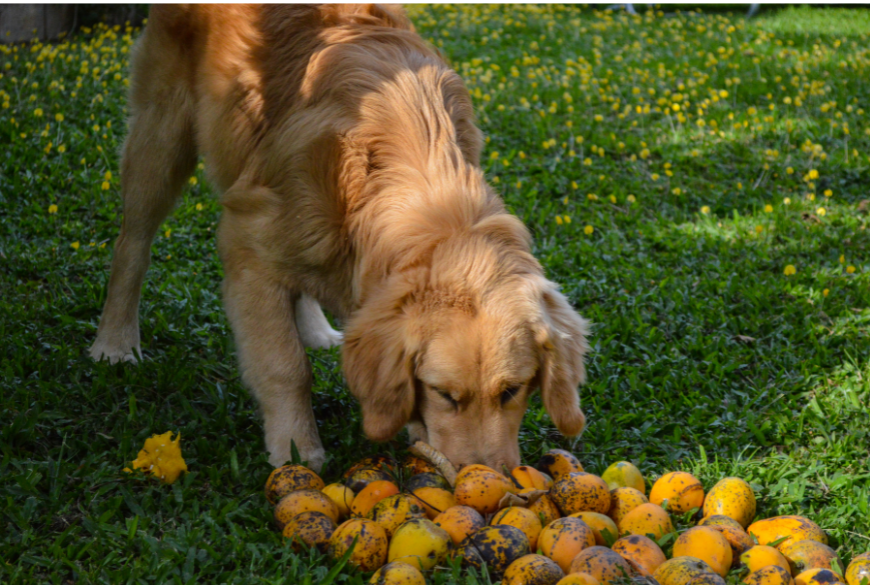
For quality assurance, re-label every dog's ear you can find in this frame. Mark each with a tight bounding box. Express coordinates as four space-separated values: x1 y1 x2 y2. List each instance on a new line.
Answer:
342 287 418 442
535 282 590 437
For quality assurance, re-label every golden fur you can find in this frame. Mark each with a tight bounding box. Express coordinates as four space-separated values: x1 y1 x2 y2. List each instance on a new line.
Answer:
90 4 590 472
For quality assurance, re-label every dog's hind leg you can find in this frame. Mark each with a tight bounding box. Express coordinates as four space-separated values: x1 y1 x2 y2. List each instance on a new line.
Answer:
295 294 343 349
90 28 197 363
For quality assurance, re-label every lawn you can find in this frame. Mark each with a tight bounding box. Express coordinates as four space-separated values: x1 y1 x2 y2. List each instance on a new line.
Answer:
2 4 869 584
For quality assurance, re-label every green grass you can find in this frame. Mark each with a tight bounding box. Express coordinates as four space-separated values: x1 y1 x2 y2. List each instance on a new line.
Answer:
2 5 870 584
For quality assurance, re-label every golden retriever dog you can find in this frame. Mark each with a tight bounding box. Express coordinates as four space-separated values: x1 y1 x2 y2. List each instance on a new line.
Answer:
90 4 590 473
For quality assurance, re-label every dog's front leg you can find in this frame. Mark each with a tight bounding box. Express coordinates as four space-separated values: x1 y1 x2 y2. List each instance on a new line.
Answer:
222 257 326 472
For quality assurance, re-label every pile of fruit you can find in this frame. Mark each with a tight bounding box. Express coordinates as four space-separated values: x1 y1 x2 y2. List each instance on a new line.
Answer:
265 445 870 585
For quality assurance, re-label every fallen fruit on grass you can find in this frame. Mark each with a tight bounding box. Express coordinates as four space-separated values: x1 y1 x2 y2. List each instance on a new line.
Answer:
526 489 561 526
405 472 451 492
673 526 733 577
322 483 355 519
454 465 516 515
795 569 845 585
700 515 745 530
709 524 755 565
703 477 757 528
352 480 401 517
557 574 602 585
608 487 649 526
403 455 439 477
617 503 674 540
387 518 451 571
329 518 389 572
346 467 396 493
368 494 427 537
511 465 552 490
370 561 426 585
653 557 722 585
649 471 704 514
743 565 795 585
741 546 792 575
492 506 544 549
747 516 828 549
846 553 870 585
265 464 325 504
601 461 646 494
433 505 486 546
779 540 841 577
457 525 531 578
411 487 456 519
537 449 584 480
568 546 635 585
611 534 666 577
124 431 188 484
275 489 340 528
503 554 565 585
282 511 336 553
570 512 619 546
550 472 611 515
538 517 596 573
344 456 396 478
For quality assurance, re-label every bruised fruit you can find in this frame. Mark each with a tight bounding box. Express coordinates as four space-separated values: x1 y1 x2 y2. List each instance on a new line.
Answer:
611 534 666 577
503 554 565 585
673 526 733 577
457 525 531 578
779 540 841 577
654 557 721 585
558 574 602 585
368 494 427 537
433 505 486 546
322 483 355 519
570 512 620 546
539 517 596 573
551 472 611 515
649 472 704 514
538 449 584 480
344 456 397 478
795 569 845 585
526 490 562 527
329 518 389 572
403 455 439 477
617 503 674 540
346 467 395 493
741 546 792 575
454 465 517 515
703 478 757 528
568 546 635 585
352 481 400 517
511 465 552 490
602 462 646 495
412 487 456 519
282 511 336 553
275 489 340 528
748 517 828 550
388 518 451 571
492 506 544 550
709 524 755 565
265 465 324 504
743 566 795 585
608 487 649 526
846 553 870 585
370 561 426 585
406 472 451 492
700 515 745 530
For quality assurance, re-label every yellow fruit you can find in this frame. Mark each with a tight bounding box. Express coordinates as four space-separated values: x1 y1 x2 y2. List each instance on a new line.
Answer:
538 449 585 480
568 546 635 585
351 480 400 517
741 546 793 575
370 561 426 585
748 517 828 550
388 518 451 571
617 503 674 540
654 557 723 585
274 489 340 528
708 524 755 565
743 565 795 585
511 465 552 490
608 487 649 526
346 467 395 493
458 525 531 578
405 472 451 492
649 472 705 514
492 506 544 550
368 494 427 537
795 569 845 585
846 553 870 585
703 478 757 528
454 465 516 515
282 511 336 553
539 517 596 573
673 526 733 577
526 490 562 527
780 540 841 577
329 518 389 572
344 455 397 478
265 465 324 504
570 512 620 546
433 505 486 546
558 574 602 585
611 534 667 577
403 455 439 477
551 472 611 515
411 487 457 519
700 515 745 530
601 461 646 494
503 554 565 585
322 483 355 519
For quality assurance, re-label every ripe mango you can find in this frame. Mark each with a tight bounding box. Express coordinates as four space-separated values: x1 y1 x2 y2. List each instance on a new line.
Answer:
779 540 841 577
388 518 451 571
569 512 619 546
611 534 666 577
709 524 755 565
503 554 565 585
550 472 611 515
608 487 649 526
795 569 845 585
617 503 673 540
346 467 395 493
322 483 355 520
329 518 389 572
265 464 324 504
511 465 552 490
433 505 485 546
454 465 516 515
741 546 792 576
649 471 704 514
747 516 828 551
274 489 340 528
557 574 602 585
368 494 427 537
539 517 596 573
351 480 400 517
654 557 724 585
537 449 584 480
673 526 733 577
601 461 646 494
846 552 870 585
492 506 544 550
457 525 531 578
743 565 795 585
405 472 451 492
525 489 561 526
370 561 426 585
568 546 635 585
411 487 456 519
282 510 336 553
703 478 757 528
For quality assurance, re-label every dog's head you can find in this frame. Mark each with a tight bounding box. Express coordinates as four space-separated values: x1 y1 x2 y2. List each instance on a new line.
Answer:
343 231 589 471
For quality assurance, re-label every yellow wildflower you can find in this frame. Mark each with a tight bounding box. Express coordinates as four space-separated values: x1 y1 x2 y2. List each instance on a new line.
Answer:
783 265 796 276
123 431 188 484
627 195 636 203
764 204 773 213
584 225 594 235
33 107 43 117
48 204 58 214
824 189 832 197
672 188 682 195
71 241 80 250
840 255 845 264
755 225 764 234
165 229 171 238
816 207 826 216
195 203 203 211
101 181 110 190
786 167 794 175
701 206 710 215
189 176 198 186
783 198 791 205
846 265 856 274
823 289 829 297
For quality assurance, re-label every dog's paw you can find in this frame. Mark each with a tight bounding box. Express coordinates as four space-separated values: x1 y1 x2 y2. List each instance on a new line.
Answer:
89 340 140 364
269 447 327 474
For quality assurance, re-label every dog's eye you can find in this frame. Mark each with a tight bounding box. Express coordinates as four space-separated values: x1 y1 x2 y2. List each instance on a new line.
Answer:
501 385 523 406
434 388 459 408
